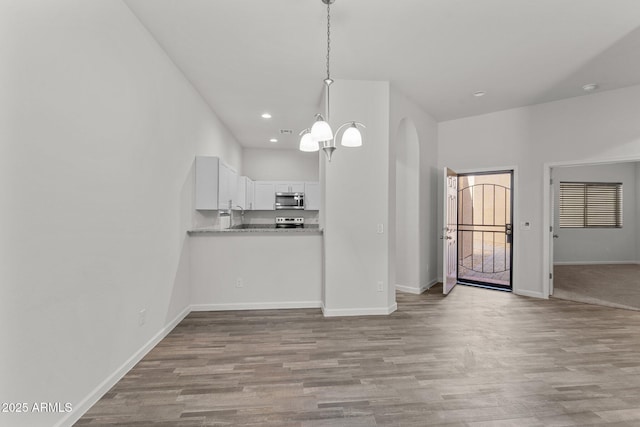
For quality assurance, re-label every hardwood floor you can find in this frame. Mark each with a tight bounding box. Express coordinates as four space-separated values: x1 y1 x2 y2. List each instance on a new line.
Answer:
77 285 640 426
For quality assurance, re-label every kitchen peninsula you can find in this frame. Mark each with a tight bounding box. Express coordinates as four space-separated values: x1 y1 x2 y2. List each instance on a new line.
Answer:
188 225 323 311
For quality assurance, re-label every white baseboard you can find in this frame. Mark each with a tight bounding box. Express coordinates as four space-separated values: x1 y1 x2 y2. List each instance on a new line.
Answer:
513 288 547 299
322 303 397 317
396 279 438 295
57 305 191 427
191 301 322 311
554 261 640 266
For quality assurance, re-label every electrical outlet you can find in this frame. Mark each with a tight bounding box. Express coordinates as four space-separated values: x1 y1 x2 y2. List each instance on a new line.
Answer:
138 309 146 326
376 224 384 234
377 281 384 292
236 278 243 288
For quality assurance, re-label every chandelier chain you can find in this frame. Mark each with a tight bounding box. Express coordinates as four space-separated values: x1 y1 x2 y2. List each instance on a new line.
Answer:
326 0 331 80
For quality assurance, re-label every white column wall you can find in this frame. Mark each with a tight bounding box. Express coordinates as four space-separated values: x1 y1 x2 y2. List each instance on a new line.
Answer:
439 84 640 297
0 1 242 426
322 80 394 315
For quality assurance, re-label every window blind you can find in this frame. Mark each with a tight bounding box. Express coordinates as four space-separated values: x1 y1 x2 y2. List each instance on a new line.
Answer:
559 182 623 228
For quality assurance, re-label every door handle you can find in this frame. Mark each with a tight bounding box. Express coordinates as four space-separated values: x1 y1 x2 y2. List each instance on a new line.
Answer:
553 234 559 239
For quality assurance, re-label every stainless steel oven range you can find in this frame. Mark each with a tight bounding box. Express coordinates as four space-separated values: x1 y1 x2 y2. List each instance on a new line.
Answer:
275 217 304 228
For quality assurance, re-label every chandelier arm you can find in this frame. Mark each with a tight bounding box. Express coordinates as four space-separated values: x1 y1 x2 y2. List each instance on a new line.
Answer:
334 122 366 135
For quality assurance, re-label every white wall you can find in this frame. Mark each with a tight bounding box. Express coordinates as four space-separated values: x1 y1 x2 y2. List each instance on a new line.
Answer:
395 119 420 290
553 163 637 264
0 1 242 426
190 234 322 309
390 88 439 294
439 84 640 298
243 148 319 181
322 80 394 315
637 163 640 263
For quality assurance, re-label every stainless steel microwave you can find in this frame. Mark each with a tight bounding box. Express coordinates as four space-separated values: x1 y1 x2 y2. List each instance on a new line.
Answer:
275 192 305 210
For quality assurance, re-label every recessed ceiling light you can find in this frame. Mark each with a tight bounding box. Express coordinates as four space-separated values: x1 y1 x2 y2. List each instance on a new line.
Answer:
269 138 278 143
582 83 598 92
473 91 486 97
261 113 272 119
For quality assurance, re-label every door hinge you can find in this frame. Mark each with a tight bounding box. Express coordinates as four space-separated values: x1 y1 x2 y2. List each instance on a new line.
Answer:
550 226 553 232
549 273 553 279
550 178 553 185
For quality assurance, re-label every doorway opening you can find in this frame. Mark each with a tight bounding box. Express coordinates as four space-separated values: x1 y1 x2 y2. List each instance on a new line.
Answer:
442 168 514 295
457 171 513 291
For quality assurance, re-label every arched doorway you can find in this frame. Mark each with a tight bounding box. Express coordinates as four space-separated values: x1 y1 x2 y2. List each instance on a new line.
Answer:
395 118 421 293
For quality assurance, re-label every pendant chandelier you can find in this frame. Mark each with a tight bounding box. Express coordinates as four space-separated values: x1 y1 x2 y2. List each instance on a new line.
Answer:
299 0 365 161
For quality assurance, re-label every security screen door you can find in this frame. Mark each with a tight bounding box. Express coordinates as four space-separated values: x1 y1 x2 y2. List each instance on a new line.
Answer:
457 171 513 290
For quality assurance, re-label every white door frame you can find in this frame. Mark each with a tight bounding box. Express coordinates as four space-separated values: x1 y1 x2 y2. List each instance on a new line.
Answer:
445 165 519 294
542 155 640 298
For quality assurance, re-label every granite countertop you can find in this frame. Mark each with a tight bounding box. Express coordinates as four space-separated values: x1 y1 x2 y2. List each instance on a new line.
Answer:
188 224 322 234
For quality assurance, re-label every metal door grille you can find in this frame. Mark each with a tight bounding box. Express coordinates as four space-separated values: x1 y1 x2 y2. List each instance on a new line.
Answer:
457 176 512 288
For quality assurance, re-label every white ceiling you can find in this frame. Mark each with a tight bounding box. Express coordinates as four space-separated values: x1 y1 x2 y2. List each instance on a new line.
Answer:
124 0 640 150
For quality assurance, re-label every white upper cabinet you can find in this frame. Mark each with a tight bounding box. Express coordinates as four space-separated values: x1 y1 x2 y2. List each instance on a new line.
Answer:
275 182 305 193
236 176 254 210
195 156 237 211
195 156 220 210
254 181 276 210
246 177 255 210
290 182 305 193
217 161 237 210
304 182 320 210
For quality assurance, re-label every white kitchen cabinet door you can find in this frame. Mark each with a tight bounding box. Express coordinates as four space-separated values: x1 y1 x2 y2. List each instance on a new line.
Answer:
290 182 305 193
246 178 255 210
217 162 231 210
236 176 247 210
195 156 220 210
304 182 320 210
254 181 276 210
275 182 305 193
275 183 290 193
228 166 238 208
236 176 254 210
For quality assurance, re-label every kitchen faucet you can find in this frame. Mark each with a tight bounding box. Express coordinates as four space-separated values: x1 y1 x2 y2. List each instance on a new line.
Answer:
232 205 245 227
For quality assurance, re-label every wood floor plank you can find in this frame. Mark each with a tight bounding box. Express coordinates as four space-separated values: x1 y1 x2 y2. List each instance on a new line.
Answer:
77 284 640 426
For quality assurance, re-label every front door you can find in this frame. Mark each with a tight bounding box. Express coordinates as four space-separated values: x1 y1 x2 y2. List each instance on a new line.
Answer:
443 168 458 294
457 171 513 290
